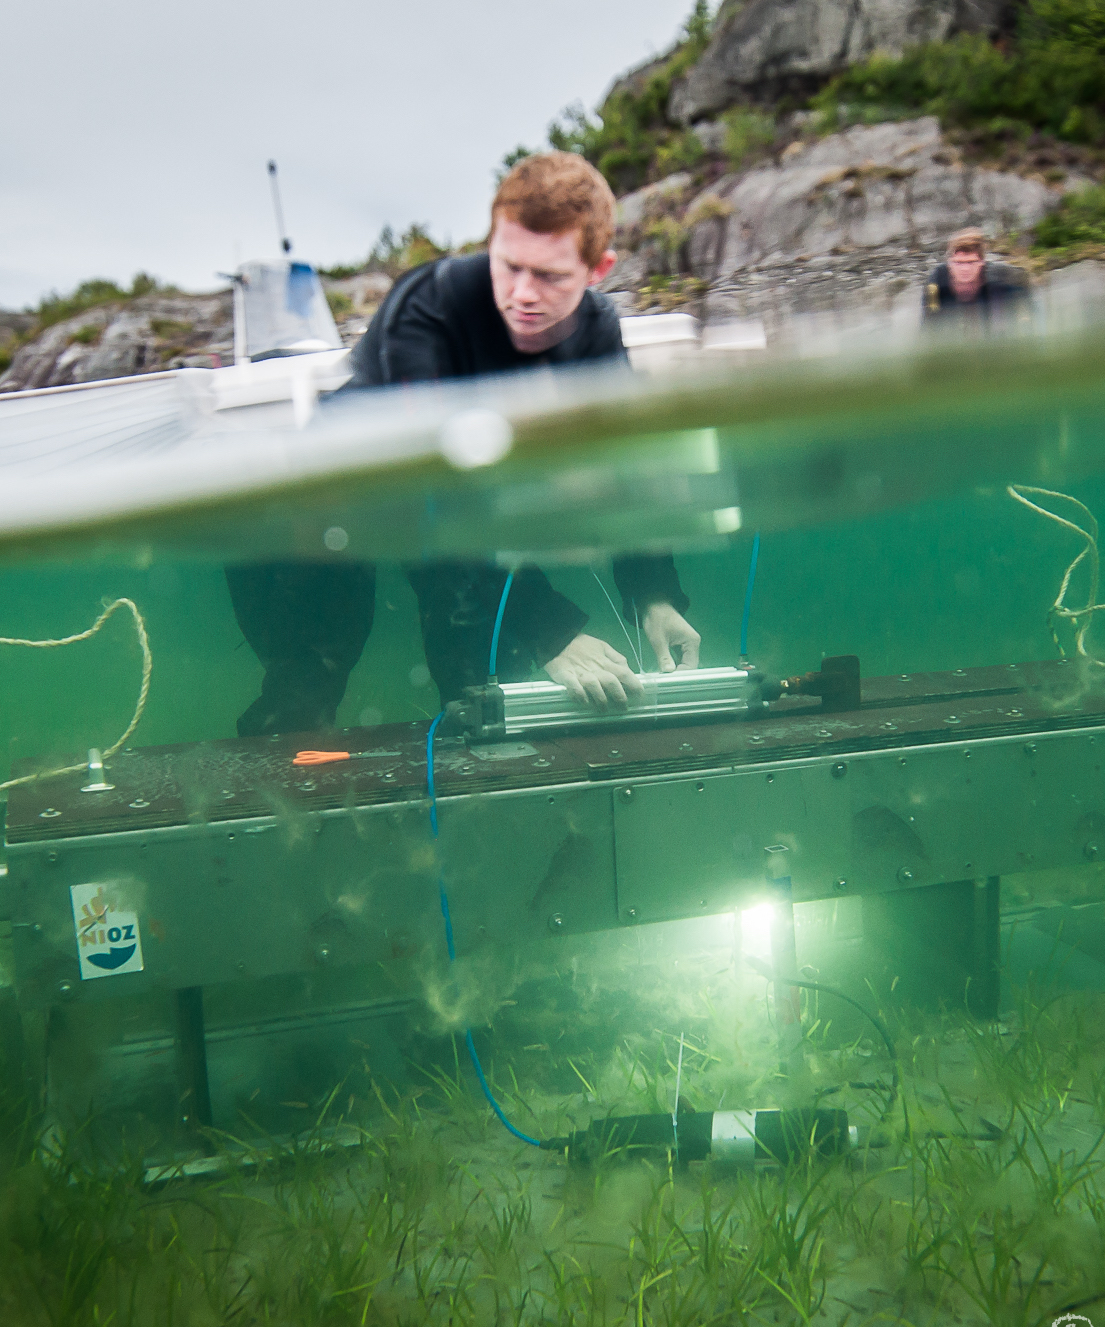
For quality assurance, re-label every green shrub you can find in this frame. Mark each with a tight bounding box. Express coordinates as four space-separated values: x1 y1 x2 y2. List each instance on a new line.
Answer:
1033 183 1105 247
724 107 776 170
149 318 192 339
68 324 102 346
361 223 447 277
497 145 533 182
316 262 363 279
548 1 716 193
654 128 706 176
325 289 354 319
30 273 169 333
812 0 1105 144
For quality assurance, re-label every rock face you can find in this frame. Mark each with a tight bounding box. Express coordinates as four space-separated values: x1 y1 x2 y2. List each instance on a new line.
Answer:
0 292 233 393
601 117 1059 331
687 117 1055 278
670 0 1012 124
0 270 395 394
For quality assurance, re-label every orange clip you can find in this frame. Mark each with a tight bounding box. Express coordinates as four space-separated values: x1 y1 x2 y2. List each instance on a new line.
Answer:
292 750 351 766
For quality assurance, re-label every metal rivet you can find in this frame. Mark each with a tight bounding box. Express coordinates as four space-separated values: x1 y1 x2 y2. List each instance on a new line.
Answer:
620 787 633 802
1085 843 1099 861
609 750 620 758
382 772 396 781
881 721 898 731
944 715 960 725
237 960 246 973
818 729 833 738
679 743 694 752
831 762 847 779
699 899 707 907
315 945 331 965
766 773 774 783
129 798 150 809
298 780 317 791
897 867 914 884
898 756 907 766
1024 742 1037 756
953 669 967 677
833 878 848 893
548 913 564 933
533 758 551 768
696 781 705 792
1008 708 1023 718
899 674 910 682
749 735 764 744
39 808 62 819
56 980 75 1000
627 907 638 919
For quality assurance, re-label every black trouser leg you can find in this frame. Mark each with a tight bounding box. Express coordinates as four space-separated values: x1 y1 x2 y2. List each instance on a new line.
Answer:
225 561 376 736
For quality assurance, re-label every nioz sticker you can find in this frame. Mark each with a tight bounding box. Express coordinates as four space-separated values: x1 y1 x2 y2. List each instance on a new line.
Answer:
70 883 145 980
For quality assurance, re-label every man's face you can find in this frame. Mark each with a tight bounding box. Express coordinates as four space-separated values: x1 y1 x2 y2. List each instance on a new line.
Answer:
489 217 616 350
948 248 985 300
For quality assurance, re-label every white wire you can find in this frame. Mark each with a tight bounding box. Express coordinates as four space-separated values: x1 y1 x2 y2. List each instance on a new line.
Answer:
1008 485 1105 663
0 598 152 791
590 568 643 671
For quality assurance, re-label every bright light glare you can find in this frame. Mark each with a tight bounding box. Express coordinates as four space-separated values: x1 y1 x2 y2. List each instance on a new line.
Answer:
741 902 775 960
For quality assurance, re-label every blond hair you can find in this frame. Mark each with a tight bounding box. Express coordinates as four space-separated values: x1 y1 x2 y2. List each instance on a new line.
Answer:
947 226 986 257
492 152 616 268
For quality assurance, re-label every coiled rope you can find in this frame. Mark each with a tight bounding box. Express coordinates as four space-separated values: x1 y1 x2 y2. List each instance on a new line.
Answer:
0 598 152 791
1008 485 1104 663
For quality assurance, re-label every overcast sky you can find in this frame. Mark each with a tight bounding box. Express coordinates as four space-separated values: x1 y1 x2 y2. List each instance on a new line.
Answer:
1 0 695 309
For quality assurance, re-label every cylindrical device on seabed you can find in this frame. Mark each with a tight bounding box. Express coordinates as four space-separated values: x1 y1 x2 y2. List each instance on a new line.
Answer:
556 1107 855 1164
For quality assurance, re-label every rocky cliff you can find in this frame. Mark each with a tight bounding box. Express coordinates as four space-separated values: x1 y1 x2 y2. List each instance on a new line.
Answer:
0 273 388 395
669 0 1013 122
601 113 1079 332
3 0 1100 390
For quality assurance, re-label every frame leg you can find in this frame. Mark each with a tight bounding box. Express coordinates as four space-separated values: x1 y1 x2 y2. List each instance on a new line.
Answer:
172 986 213 1137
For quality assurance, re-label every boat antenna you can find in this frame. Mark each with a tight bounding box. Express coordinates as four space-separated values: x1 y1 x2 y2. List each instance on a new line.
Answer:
266 160 292 254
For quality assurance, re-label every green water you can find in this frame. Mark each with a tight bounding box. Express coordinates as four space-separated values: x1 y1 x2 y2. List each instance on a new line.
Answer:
3 339 1105 1324
3 477 1103 775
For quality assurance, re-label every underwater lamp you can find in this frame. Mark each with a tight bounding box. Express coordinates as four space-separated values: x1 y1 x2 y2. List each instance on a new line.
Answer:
543 1106 857 1165
443 656 860 742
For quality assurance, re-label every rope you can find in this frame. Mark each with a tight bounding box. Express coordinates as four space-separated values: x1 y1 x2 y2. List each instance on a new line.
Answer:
1008 486 1105 663
590 568 643 671
0 598 152 791
740 532 760 662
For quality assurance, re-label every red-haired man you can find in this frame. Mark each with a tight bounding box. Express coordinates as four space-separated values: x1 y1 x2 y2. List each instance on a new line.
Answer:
228 154 700 734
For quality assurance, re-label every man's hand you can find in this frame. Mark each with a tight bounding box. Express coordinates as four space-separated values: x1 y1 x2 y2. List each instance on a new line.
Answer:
642 603 701 672
545 635 645 707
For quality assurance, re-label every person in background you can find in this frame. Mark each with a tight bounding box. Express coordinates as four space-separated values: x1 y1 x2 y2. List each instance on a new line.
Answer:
227 153 700 736
923 227 1030 324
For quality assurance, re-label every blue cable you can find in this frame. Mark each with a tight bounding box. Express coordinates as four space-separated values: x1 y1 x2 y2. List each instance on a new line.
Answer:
426 701 541 1148
740 532 761 661
488 570 514 679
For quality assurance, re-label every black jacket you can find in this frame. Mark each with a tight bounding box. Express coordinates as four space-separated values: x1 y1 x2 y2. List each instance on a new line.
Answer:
348 252 628 385
922 261 1030 322
347 254 689 700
